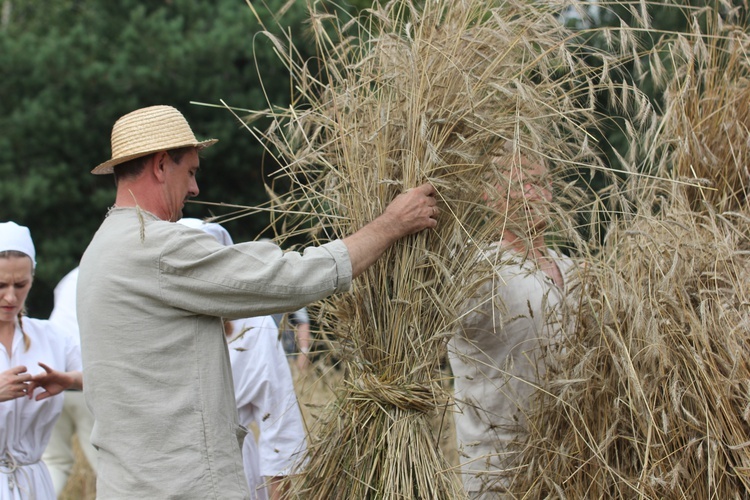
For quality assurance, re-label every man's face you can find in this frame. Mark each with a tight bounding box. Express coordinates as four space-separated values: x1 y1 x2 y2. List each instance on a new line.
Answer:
163 148 200 222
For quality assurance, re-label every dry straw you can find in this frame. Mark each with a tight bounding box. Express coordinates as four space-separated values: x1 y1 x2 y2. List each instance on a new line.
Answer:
514 6 750 498
240 0 616 497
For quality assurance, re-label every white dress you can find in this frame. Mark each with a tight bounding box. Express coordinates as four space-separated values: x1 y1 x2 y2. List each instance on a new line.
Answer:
448 246 576 496
0 318 81 500
228 316 307 500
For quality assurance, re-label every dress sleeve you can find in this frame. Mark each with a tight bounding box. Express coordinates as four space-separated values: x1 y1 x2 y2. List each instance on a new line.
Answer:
256 330 307 477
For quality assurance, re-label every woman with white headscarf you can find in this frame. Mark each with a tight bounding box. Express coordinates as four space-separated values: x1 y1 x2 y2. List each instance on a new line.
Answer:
0 221 82 499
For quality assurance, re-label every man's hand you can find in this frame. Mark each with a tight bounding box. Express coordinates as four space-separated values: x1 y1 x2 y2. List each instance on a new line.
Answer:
343 183 439 278
378 183 439 237
0 366 32 402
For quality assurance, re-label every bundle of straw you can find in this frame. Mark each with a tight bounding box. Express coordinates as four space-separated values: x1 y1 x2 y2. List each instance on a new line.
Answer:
241 0 608 497
516 200 750 498
514 10 750 498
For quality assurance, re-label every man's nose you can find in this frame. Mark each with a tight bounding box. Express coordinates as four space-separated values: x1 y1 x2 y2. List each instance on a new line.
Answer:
189 179 200 198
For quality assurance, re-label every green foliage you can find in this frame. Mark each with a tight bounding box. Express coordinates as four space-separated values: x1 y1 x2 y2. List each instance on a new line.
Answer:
559 1 749 245
0 0 320 315
579 1 748 173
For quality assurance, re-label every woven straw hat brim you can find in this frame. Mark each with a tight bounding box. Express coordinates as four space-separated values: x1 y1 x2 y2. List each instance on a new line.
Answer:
91 138 217 175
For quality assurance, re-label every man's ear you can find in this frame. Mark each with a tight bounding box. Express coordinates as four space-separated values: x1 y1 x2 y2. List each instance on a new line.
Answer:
151 151 170 182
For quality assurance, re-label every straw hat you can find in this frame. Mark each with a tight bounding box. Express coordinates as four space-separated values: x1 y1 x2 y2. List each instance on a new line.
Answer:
92 105 218 175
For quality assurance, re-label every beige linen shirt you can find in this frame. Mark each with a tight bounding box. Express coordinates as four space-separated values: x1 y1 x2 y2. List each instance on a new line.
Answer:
448 245 575 496
77 208 352 499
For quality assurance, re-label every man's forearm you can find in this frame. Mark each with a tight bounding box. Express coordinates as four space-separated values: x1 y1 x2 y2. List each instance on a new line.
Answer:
342 216 401 278
341 183 438 279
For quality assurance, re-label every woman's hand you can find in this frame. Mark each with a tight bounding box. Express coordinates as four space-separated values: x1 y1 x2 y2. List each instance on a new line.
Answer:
28 362 82 401
0 366 32 402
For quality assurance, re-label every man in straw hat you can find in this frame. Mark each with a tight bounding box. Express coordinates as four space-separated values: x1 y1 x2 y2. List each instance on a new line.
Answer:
76 105 438 498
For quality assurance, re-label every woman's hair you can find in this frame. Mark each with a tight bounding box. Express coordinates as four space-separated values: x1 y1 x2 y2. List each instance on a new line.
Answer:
0 250 33 351
17 314 30 351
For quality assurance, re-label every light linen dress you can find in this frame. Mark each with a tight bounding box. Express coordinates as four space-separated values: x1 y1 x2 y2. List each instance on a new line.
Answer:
0 318 81 500
448 245 575 497
228 316 306 500
77 208 351 499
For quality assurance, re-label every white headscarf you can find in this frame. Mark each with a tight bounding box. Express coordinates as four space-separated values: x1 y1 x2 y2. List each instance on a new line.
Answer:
177 218 234 246
0 221 36 269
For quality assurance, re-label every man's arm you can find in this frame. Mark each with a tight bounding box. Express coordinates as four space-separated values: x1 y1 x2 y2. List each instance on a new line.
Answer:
342 183 438 278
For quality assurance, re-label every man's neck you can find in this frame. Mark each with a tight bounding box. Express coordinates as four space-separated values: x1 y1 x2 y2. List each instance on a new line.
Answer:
114 185 170 221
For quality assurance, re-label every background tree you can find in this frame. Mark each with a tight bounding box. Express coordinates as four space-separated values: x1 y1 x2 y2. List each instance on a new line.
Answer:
578 0 748 174
3 0 746 316
0 0 334 315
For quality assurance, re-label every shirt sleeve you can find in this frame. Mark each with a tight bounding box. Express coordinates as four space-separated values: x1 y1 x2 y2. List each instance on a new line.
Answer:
256 333 306 477
49 267 81 345
158 228 352 320
63 327 83 372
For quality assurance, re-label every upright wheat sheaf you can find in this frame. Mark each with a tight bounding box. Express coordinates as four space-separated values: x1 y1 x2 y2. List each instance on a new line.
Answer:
513 6 750 499
242 0 615 498
215 0 750 498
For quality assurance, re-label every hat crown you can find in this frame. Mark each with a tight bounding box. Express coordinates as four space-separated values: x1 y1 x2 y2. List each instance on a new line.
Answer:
110 106 198 159
91 105 217 175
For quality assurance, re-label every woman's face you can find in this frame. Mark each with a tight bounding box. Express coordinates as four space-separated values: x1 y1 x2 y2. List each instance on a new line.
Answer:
487 156 552 235
0 255 33 325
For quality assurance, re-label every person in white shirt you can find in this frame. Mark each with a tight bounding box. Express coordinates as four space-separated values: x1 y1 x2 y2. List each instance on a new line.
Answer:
79 105 437 498
449 155 578 498
179 218 308 500
42 267 98 495
0 221 83 498
227 315 306 500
